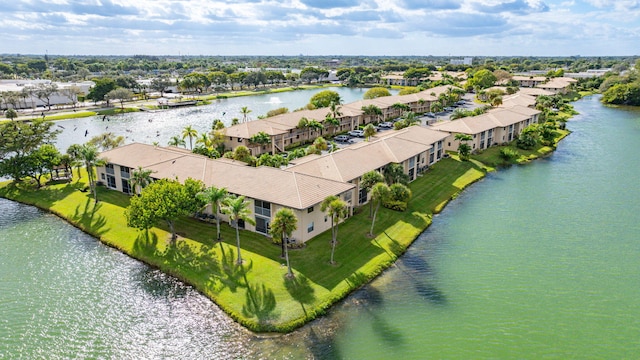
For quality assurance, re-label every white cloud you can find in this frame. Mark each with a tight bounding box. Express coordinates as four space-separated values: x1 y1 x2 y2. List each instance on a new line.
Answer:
0 0 635 55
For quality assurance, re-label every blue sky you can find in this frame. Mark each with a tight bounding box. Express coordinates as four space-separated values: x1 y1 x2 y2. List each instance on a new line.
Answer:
2 0 638 56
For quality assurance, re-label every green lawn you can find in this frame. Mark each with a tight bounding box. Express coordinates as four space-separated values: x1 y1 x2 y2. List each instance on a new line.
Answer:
1 143 551 332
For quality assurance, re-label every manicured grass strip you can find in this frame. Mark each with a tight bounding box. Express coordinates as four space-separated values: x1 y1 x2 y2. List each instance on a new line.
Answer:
1 129 566 332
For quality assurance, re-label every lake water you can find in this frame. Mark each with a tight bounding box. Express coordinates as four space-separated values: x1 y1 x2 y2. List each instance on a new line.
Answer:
2 95 640 358
53 87 393 152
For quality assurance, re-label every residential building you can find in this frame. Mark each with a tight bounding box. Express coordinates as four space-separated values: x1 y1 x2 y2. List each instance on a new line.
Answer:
96 143 354 243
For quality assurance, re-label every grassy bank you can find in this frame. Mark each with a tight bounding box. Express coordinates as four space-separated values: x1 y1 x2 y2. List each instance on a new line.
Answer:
0 133 567 332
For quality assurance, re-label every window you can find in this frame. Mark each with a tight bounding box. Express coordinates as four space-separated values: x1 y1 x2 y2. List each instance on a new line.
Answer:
106 174 116 188
120 166 130 179
238 138 243 143
325 216 328 222
255 216 270 234
343 191 352 203
307 206 314 213
409 156 415 168
106 163 115 175
358 188 368 204
307 222 314 233
254 200 271 217
101 173 105 180
122 179 131 194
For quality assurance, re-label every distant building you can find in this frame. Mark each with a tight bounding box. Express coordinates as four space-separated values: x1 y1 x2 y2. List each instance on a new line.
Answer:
450 57 473 65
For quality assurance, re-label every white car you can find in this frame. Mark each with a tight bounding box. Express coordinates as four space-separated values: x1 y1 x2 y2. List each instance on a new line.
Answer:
348 129 365 137
378 122 393 129
334 135 352 142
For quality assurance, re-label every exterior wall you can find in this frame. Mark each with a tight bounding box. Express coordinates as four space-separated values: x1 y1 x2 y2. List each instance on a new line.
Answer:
97 163 133 194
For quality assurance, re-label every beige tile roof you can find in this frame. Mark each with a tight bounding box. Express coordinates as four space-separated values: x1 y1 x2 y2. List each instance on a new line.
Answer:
500 93 537 108
286 126 447 182
513 75 547 82
223 120 289 138
516 87 555 97
100 143 354 209
430 106 538 134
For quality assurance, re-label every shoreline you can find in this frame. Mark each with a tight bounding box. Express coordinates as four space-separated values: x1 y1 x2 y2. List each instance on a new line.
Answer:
0 128 566 332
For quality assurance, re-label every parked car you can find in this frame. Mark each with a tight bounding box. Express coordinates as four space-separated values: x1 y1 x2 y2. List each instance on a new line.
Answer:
348 129 365 137
378 121 393 129
425 112 436 118
334 135 352 142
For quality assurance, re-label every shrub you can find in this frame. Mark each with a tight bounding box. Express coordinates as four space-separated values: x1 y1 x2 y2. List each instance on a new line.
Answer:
499 147 519 162
383 200 407 212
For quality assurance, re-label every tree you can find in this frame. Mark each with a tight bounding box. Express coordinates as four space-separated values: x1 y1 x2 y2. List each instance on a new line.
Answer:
181 125 198 150
389 183 412 203
168 135 186 148
321 196 348 265
197 186 228 242
79 144 104 203
270 208 298 277
32 83 59 110
60 86 82 108
240 106 252 123
0 119 60 183
22 144 61 188
383 163 409 185
360 170 385 213
222 195 256 265
105 88 135 109
150 76 172 96
517 125 540 149
369 182 390 236
88 132 125 151
129 166 153 195
87 77 117 103
4 108 17 121
232 145 254 163
66 144 84 179
249 131 271 146
361 104 382 125
312 136 328 152
309 90 341 108
363 123 376 141
455 133 473 160
126 178 205 242
363 87 391 99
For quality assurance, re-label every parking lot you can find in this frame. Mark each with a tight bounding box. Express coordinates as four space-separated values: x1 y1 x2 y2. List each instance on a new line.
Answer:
328 93 481 150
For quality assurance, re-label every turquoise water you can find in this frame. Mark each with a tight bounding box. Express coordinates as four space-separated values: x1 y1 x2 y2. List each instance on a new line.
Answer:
2 95 640 358
332 95 640 358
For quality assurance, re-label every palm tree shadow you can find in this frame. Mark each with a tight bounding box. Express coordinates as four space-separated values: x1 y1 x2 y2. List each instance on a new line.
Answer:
215 241 248 293
242 271 278 322
284 274 316 316
132 229 160 258
70 198 109 237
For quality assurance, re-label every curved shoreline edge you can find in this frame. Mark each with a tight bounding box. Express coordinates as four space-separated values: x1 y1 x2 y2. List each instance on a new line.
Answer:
0 131 570 334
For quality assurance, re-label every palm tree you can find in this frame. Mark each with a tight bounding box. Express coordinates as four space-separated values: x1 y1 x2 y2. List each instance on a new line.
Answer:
360 170 384 217
361 104 382 126
369 182 390 237
196 186 228 242
196 132 213 149
270 208 298 277
79 144 104 204
66 143 84 180
240 106 252 123
383 163 409 185
324 115 341 135
181 125 198 150
168 135 186 148
129 166 152 195
455 133 473 160
363 123 376 141
222 195 256 265
321 196 348 265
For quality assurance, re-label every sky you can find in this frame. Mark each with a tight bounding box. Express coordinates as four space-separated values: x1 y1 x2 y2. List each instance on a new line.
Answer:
1 0 639 57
